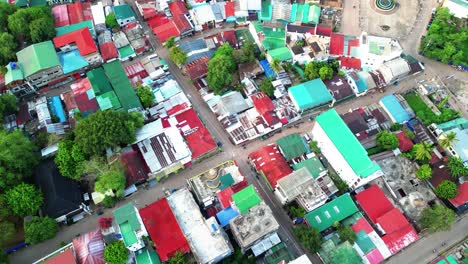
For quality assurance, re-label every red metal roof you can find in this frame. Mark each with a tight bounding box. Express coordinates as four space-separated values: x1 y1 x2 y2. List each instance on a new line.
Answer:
62 91 78 113
355 185 394 223
329 33 344 56
99 42 118 62
225 1 235 17
351 217 374 234
251 92 280 127
125 62 149 79
217 187 234 209
72 229 105 264
70 77 91 95
53 27 97 56
315 25 332 37
248 144 292 188
152 20 180 43
184 56 209 80
396 132 413 152
139 198 191 262
121 151 149 187
339 57 361 70
67 2 85 24
52 5 70 27
174 108 217 159
74 93 99 114
222 30 237 47
168 0 188 16
44 248 76 264
378 208 419 254
429 163 453 188
347 38 360 55
449 182 468 207
147 14 170 28
173 15 192 34
365 248 384 264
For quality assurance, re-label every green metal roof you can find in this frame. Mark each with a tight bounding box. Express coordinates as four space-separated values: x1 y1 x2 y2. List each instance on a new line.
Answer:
305 193 358 232
113 203 141 229
96 91 122 110
315 109 381 178
16 41 60 78
118 45 135 60
87 68 113 95
232 185 262 214
268 47 292 62
136 248 161 264
4 63 24 85
276 133 307 160
354 230 375 254
293 157 326 179
220 173 234 190
114 4 136 20
308 5 321 24
288 79 333 110
259 0 272 21
56 20 95 37
437 117 468 131
103 61 142 111
120 221 138 247
301 4 310 23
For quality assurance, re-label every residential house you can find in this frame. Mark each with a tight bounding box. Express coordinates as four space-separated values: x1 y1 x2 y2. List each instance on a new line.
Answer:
379 94 412 124
112 203 148 251
276 133 309 161
288 79 333 112
33 244 77 264
114 4 137 26
4 62 37 98
292 155 339 196
53 27 102 67
249 144 293 189
72 229 106 264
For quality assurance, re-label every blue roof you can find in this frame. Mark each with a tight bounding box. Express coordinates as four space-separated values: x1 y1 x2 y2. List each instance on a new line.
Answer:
216 207 239 227
179 39 207 54
187 50 216 64
58 50 89 74
356 72 369 93
49 96 66 123
259 59 276 79
380 94 410 124
289 79 333 110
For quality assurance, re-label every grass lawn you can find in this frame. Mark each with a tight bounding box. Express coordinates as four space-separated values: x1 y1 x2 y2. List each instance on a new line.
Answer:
404 93 459 125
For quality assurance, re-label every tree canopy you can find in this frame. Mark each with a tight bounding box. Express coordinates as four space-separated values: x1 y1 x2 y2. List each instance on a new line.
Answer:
336 223 357 244
169 46 188 67
420 8 468 66
104 240 128 264
330 245 362 264
55 139 86 180
258 78 275 97
238 41 256 63
434 180 458 199
411 142 433 161
105 13 119 29
94 170 126 197
293 225 323 253
448 156 468 178
168 251 186 264
376 130 399 150
304 60 339 81
0 32 18 66
420 204 455 233
207 43 237 94
0 221 15 247
164 36 176 48
7 7 55 43
440 131 458 148
24 216 58 244
0 93 17 122
415 164 432 180
136 85 155 109
5 183 43 217
0 130 38 189
29 17 56 43
74 111 143 157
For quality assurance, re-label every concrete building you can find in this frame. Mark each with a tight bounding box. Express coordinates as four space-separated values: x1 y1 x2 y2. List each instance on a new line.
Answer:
114 4 137 26
275 167 328 212
288 79 333 112
434 118 468 166
167 188 233 264
311 109 383 189
4 62 37 98
229 202 280 252
112 203 148 251
292 155 339 196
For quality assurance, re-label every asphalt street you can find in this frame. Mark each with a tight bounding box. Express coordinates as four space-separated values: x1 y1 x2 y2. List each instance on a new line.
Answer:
11 0 468 263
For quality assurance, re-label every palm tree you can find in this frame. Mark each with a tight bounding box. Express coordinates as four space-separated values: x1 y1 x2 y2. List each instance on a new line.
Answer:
412 142 433 161
439 131 458 148
271 58 283 73
448 156 468 178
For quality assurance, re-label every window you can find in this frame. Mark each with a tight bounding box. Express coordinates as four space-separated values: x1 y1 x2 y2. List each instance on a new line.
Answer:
333 206 340 213
324 211 331 218
315 216 321 223
141 145 148 153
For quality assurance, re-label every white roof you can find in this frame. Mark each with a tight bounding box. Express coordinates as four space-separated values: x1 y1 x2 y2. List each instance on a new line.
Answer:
276 167 326 203
168 189 232 264
288 255 313 264
443 0 468 18
192 4 216 25
382 58 410 80
91 2 106 25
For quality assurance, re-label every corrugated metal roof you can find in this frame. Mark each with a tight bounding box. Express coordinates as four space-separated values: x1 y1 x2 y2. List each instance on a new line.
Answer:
56 20 95 37
114 4 136 20
103 61 142 111
379 94 410 124
232 185 262 214
53 27 97 56
292 156 326 179
288 78 332 110
276 133 307 160
16 41 60 78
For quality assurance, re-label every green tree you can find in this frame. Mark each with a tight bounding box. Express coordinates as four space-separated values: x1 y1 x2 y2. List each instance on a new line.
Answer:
24 216 58 244
0 93 17 122
0 130 38 189
0 221 15 247
136 85 155 109
336 223 357 244
389 123 402 131
7 9 30 40
319 66 333 80
440 131 458 149
412 142 433 162
309 140 321 154
331 245 362 264
416 164 432 180
420 204 455 233
102 195 119 208
105 13 119 29
0 195 12 221
74 111 143 156
304 61 319 80
290 206 306 218
95 170 126 197
239 41 256 63
434 180 458 199
5 183 43 217
221 247 255 264
0 32 18 66
29 17 55 43
330 172 349 195
403 128 415 140
258 78 275 97
104 240 128 264
293 225 323 253
55 139 86 180
271 59 282 73
164 36 176 48
447 156 468 178
376 131 399 150
207 55 235 94
0 3 18 29
169 251 186 264
169 46 188 67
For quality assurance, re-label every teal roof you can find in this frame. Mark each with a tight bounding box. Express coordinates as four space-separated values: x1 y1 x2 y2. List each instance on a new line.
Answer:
114 4 136 20
4 63 24 85
87 68 113 95
58 50 89 74
103 61 142 111
113 203 141 247
305 193 358 232
293 157 326 179
56 20 95 37
259 0 272 21
437 118 468 131
315 109 381 178
136 248 161 264
289 79 333 110
96 91 122 110
308 5 321 24
16 41 60 78
118 45 135 60
380 94 410 124
268 47 292 62
277 133 307 160
220 173 234 190
355 72 369 93
354 230 375 254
